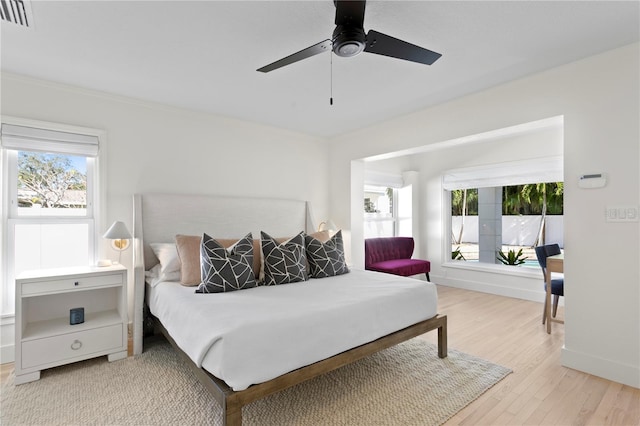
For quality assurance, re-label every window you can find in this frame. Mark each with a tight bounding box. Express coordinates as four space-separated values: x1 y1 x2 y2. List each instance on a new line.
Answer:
363 169 414 238
1 121 102 316
396 185 412 237
449 184 564 266
364 184 413 238
444 157 563 268
364 185 395 238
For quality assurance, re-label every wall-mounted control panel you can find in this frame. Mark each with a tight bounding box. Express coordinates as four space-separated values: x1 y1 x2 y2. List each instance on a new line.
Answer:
579 173 606 189
605 205 639 222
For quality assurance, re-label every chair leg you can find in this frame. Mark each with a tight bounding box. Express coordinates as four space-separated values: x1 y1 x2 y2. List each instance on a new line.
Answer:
552 294 560 318
542 297 547 325
425 272 430 281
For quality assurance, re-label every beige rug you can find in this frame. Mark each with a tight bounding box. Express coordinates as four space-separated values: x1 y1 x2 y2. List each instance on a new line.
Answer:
1 338 511 426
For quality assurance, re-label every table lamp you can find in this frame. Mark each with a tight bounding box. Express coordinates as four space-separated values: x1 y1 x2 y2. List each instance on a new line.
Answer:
103 221 132 264
318 219 337 233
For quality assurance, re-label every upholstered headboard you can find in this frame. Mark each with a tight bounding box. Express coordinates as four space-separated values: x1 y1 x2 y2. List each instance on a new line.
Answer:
131 193 311 355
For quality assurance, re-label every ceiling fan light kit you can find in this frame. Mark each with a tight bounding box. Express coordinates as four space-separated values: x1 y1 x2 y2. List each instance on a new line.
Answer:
257 0 441 73
333 25 366 57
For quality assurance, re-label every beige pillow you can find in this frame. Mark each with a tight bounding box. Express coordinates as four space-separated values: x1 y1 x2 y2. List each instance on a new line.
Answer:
175 234 262 286
175 235 202 286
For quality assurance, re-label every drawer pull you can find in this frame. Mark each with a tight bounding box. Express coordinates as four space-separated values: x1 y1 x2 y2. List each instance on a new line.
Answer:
71 340 82 350
74 281 79 286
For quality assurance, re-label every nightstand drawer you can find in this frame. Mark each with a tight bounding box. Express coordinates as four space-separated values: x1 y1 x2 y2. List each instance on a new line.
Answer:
21 324 123 369
22 273 124 296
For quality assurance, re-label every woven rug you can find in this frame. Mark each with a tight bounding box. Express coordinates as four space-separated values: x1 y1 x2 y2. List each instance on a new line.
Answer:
1 338 511 426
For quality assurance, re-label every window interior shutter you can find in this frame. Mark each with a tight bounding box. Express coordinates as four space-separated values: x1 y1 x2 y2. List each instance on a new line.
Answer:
442 157 563 190
364 170 404 188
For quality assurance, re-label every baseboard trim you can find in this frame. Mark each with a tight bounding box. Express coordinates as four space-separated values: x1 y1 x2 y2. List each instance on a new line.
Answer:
0 316 15 364
1 343 15 364
433 275 546 303
562 346 640 389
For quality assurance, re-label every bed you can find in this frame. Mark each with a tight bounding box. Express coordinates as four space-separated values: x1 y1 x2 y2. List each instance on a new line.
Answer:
132 193 447 426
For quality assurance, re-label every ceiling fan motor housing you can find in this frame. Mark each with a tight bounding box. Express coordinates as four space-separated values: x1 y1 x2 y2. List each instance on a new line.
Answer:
332 25 366 57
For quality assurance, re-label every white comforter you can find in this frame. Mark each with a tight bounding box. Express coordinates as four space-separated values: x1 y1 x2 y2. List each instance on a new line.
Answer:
148 268 438 391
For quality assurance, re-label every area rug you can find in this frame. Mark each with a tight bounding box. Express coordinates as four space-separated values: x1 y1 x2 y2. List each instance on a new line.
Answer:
1 338 511 425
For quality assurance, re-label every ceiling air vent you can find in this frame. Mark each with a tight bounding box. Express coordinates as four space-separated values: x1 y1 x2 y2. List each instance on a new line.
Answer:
1 0 33 28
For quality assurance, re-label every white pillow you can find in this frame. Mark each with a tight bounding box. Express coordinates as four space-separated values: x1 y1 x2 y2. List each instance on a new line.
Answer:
150 243 181 276
145 264 180 287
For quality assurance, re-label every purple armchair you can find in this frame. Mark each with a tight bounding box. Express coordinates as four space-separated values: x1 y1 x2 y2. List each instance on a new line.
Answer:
364 237 431 281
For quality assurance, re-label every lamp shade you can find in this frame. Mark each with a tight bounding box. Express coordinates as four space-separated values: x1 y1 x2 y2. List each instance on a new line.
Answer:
103 221 131 240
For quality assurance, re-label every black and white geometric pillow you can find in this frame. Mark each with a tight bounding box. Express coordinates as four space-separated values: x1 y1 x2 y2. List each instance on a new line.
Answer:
260 231 308 285
195 233 257 293
305 230 350 278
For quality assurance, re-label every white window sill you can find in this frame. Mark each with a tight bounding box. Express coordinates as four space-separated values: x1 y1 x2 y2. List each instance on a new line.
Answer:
442 260 542 279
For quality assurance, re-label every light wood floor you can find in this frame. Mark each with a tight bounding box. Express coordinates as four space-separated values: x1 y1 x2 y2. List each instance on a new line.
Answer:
418 286 640 425
2 285 638 425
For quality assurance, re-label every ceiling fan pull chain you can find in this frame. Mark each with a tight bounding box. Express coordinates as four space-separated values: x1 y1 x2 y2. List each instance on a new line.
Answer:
330 52 334 105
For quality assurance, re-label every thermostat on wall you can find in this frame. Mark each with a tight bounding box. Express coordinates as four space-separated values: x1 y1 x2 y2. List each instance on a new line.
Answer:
578 173 606 189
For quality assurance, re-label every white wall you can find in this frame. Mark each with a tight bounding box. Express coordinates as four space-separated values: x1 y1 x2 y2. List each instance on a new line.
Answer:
1 73 330 361
329 44 639 388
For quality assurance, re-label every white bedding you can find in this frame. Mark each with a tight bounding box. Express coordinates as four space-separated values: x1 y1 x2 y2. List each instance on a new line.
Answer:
148 268 437 391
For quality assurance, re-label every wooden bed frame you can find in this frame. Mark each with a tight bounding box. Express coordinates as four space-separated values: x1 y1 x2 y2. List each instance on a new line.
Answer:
157 313 446 425
132 193 448 426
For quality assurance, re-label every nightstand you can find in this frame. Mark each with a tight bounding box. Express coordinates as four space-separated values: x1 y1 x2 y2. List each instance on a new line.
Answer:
15 265 128 385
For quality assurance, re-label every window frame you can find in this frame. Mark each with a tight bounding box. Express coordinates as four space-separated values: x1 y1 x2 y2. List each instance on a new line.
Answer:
395 184 413 237
441 157 563 276
1 116 107 317
442 185 563 277
364 185 397 238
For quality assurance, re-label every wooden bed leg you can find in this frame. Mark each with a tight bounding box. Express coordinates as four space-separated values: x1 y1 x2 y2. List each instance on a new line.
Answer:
437 315 448 358
223 403 242 426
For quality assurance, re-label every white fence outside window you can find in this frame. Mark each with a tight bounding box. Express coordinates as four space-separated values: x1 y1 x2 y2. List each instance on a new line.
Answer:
451 215 564 247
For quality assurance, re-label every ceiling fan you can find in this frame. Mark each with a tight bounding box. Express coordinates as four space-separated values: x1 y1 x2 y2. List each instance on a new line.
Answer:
257 0 442 73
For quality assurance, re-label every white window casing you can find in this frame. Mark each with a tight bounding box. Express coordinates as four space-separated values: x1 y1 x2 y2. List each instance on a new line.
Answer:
1 117 106 317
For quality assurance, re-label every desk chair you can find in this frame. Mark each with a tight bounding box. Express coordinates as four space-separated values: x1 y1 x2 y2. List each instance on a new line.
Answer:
535 244 564 324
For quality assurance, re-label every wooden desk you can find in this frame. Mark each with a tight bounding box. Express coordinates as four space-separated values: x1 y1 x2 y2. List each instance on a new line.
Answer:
545 253 564 333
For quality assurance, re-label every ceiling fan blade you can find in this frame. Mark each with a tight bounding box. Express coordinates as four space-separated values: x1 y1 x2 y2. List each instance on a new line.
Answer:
364 30 442 66
334 0 366 27
257 39 332 73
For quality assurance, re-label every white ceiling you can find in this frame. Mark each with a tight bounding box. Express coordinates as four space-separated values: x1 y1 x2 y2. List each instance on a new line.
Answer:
2 1 639 138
